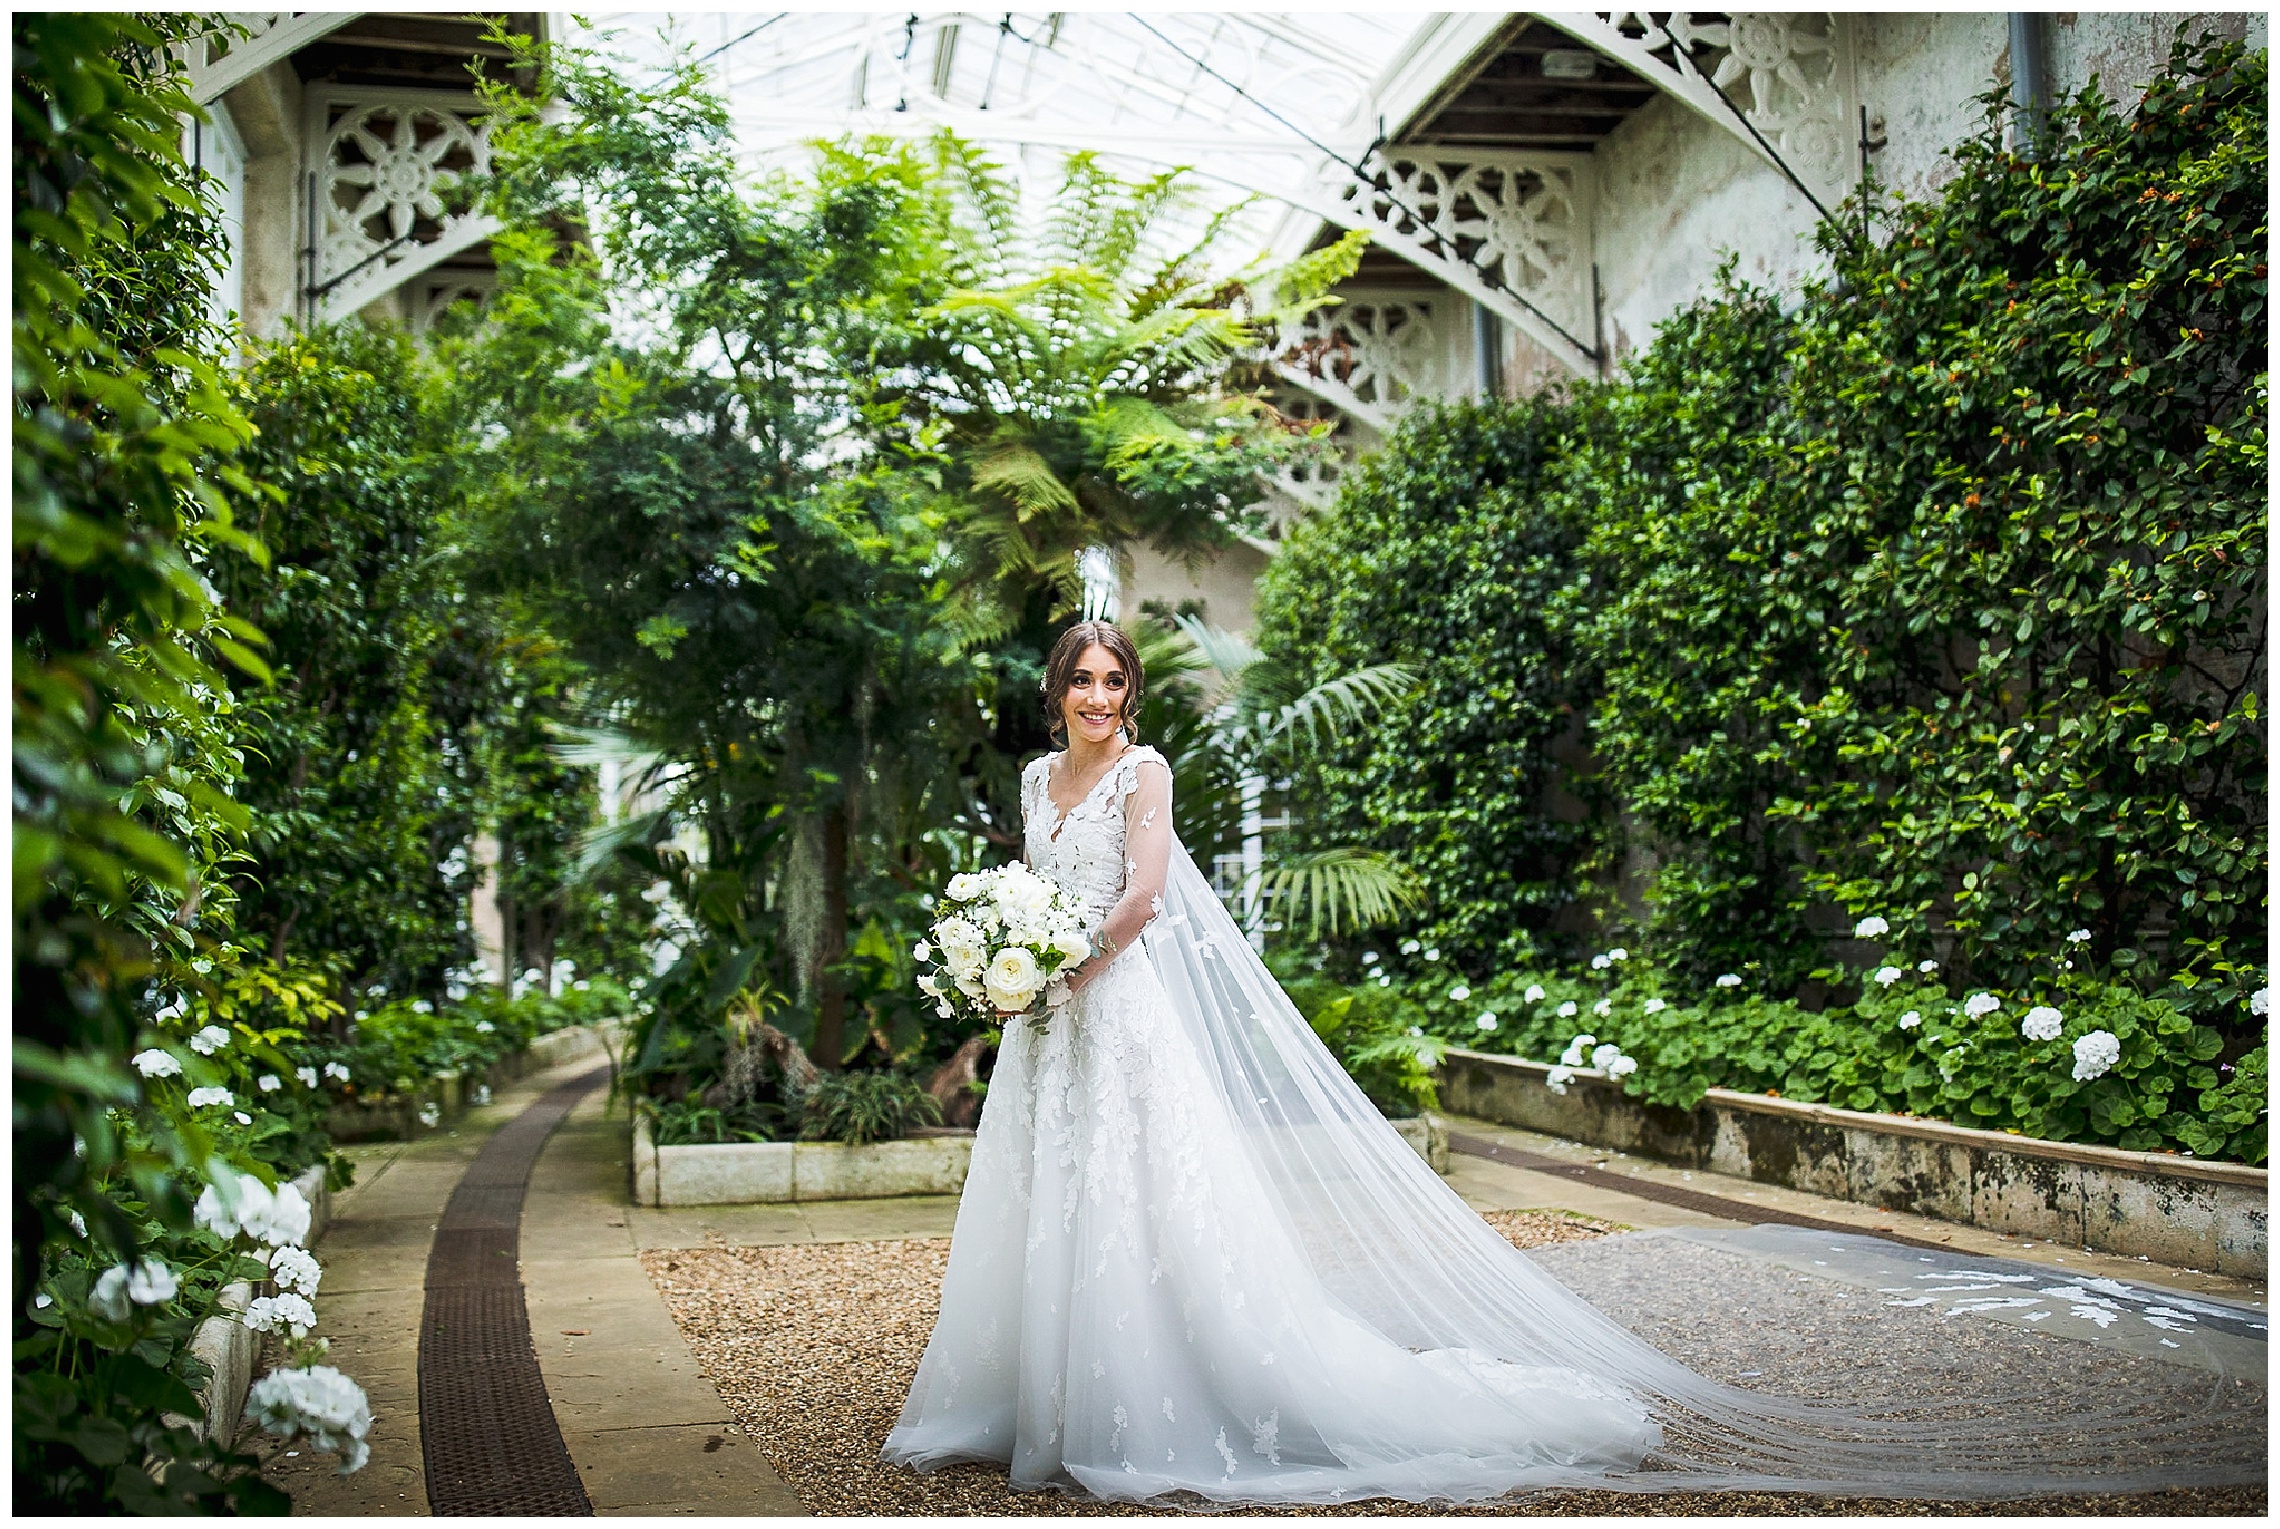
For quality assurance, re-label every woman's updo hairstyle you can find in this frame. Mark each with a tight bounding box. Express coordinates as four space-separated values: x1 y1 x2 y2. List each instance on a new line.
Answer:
1041 619 1145 746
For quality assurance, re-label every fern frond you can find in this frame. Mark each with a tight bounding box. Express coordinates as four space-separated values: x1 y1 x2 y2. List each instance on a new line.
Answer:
969 439 1079 519
1247 847 1425 939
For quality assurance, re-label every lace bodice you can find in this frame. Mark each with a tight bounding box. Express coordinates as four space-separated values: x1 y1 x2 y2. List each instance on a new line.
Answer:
1021 745 1174 965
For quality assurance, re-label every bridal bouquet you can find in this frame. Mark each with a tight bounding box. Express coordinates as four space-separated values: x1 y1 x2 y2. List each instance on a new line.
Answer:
916 864 1091 1023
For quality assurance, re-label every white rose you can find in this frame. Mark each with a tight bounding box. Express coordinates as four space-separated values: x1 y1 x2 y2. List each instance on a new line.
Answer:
946 873 984 901
1053 928 1092 965
984 947 1044 1012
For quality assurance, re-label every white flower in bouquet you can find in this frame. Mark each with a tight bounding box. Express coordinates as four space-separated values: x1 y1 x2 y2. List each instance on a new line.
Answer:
912 939 931 962
984 948 1046 1012
2072 1030 2121 1082
946 872 985 901
247 1364 373 1473
1559 1034 1596 1068
1052 927 1092 965
1544 1065 1575 1096
2020 1006 2064 1042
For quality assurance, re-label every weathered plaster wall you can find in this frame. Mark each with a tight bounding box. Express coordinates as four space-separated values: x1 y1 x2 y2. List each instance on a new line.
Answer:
219 60 305 341
1120 538 1274 634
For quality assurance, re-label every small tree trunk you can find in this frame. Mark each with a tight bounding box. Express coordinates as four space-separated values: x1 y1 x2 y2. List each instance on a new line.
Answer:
812 805 850 1070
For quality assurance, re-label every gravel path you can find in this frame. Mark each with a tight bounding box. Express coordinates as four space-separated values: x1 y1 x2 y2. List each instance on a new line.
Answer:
639 1212 2265 1517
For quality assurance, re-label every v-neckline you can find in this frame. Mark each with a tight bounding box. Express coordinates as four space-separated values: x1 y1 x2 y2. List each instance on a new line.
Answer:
1045 747 1132 843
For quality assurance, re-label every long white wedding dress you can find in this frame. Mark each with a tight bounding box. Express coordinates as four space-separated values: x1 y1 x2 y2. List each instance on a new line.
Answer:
880 746 2258 1506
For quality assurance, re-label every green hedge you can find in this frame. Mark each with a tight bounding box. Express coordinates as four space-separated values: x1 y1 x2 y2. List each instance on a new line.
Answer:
1258 35 2266 1037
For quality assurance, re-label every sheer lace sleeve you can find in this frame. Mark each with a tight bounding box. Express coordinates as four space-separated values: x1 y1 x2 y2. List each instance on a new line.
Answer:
1078 752 1172 988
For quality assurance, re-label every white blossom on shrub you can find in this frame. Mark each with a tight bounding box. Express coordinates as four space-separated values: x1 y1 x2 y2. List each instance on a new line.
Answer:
474 1020 495 1035
2072 1030 2121 1082
1423 948 1441 962
323 1062 352 1082
1591 1043 1623 1070
1874 966 1903 987
2020 1006 2064 1042
1523 984 1546 1003
471 1084 491 1106
1475 1013 1498 1032
258 1074 283 1092
2253 988 2271 1018
1448 985 1471 1002
1714 974 1741 989
2067 928 2092 944
1589 954 1611 971
297 1066 320 1089
90 1258 177 1320
1361 950 1379 965
1643 997 1667 1014
187 1086 234 1109
1918 959 1940 973
1556 1000 1578 1019
1544 1066 1575 1096
1963 992 2001 1019
189 1025 231 1055
1592 998 1613 1017
1609 948 1629 962
195 1170 312 1248
1607 1054 1638 1079
233 1110 253 1124
266 1245 323 1296
1853 916 1889 939
247 1364 372 1473
1898 1011 1922 1030
1398 940 1419 955
131 1049 181 1078
1559 1034 1596 1068
241 1291 319 1337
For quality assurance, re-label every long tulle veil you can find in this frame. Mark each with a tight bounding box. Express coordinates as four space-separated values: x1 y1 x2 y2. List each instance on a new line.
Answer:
1140 840 2261 1499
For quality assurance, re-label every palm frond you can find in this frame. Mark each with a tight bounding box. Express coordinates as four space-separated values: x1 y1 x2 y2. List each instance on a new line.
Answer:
1171 613 1264 686
1261 662 1417 757
1246 847 1425 939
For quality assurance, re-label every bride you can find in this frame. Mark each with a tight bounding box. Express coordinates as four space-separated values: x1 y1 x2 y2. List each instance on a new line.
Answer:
881 620 2255 1507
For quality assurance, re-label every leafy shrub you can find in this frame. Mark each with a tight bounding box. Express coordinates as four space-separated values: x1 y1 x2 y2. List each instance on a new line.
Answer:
798 1070 942 1146
646 1096 785 1146
1254 33 2266 1030
1274 956 1442 1119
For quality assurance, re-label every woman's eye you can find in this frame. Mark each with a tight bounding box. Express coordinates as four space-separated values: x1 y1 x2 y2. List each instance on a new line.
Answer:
1105 675 1126 690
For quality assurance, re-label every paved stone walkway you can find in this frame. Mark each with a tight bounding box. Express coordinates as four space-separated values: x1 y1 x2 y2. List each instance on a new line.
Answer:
267 1083 2263 1514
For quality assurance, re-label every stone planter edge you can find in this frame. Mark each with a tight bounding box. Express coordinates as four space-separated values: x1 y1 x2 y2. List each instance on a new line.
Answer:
1437 1047 2268 1276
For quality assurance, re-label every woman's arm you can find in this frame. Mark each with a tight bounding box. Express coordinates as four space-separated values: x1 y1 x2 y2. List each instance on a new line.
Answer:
1064 755 1172 997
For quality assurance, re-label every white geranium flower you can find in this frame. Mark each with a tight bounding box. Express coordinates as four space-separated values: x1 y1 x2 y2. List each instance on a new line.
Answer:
2020 1006 2064 1042
1918 959 1940 973
1556 1001 1578 1019
247 1365 373 1474
297 1066 320 1089
416 1102 441 1128
1714 974 1741 989
1523 984 1546 1003
258 1074 283 1092
1362 950 1380 965
984 947 1045 1011
131 1049 181 1078
1643 997 1667 1014
1589 954 1611 971
1898 1011 1922 1030
233 1111 253 1124
268 1245 322 1296
1592 998 1613 1017
474 1021 495 1034
1607 1054 1638 1079
1423 948 1441 962
189 1025 231 1056
1591 1043 1622 1070
1963 992 2001 1019
126 1258 178 1306
2253 988 2271 1018
1609 948 1629 962
2066 929 2092 944
89 1265 133 1322
1448 985 1471 1002
1475 1013 1499 1032
187 1086 234 1109
1544 1066 1574 1096
2072 1030 2121 1082
324 1062 352 1082
1399 940 1420 955
1559 1034 1596 1068
1874 966 1903 987
1853 916 1890 939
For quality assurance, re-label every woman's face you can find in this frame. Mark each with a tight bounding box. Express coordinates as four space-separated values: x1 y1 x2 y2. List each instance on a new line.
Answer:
1061 643 1129 747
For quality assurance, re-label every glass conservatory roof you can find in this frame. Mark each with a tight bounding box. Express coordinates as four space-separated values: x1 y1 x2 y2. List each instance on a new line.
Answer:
563 11 1449 258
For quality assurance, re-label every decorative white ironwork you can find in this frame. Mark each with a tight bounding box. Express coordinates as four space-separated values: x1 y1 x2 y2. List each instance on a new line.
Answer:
1539 12 1858 203
412 272 496 336
307 92 497 320
1313 149 1595 377
1272 292 1449 431
1261 389 1358 526
188 13 360 104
